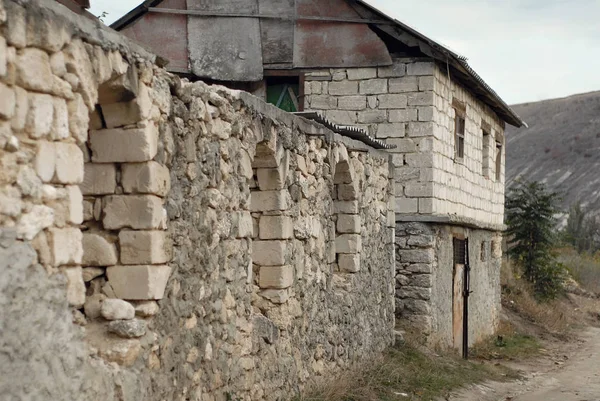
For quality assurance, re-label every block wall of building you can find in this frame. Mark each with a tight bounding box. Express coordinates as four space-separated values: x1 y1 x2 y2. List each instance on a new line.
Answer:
0 1 395 400
395 222 502 351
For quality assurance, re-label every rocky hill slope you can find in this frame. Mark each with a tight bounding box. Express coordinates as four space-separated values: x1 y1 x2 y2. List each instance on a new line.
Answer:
505 91 600 218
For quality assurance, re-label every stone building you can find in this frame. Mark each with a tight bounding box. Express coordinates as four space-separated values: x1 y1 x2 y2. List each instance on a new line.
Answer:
114 0 525 352
0 0 396 399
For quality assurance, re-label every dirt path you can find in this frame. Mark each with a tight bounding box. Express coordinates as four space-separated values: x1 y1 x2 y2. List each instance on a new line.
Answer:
450 327 600 401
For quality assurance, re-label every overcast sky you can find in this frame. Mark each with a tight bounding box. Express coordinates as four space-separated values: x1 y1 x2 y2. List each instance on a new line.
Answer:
90 0 600 105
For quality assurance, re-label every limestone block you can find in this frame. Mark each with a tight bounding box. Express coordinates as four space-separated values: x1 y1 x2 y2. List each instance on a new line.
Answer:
16 48 53 93
405 182 432 197
0 82 15 119
406 62 434 76
82 233 118 266
84 293 106 319
404 299 431 315
54 142 84 184
419 76 435 91
26 93 53 138
394 167 419 182
357 110 386 124
396 198 418 213
0 186 22 217
399 286 431 300
309 95 337 110
48 227 83 265
62 266 85 308
122 161 170 196
103 195 164 230
417 107 434 122
334 201 358 214
338 253 360 273
50 51 67 77
67 93 89 144
408 121 433 137
82 267 104 282
347 68 377 80
0 37 6 77
101 298 135 320
328 81 358 96
407 92 434 107
50 98 69 141
335 234 361 253
410 274 433 288
233 211 254 238
64 39 98 109
325 110 358 124
337 214 361 234
66 185 83 224
106 265 172 300
16 205 54 240
259 216 293 240
250 190 289 212
119 230 171 265
406 263 433 273
253 240 287 266
89 125 158 163
259 289 290 304
388 109 418 123
378 62 406 78
418 198 433 214
405 153 433 168
133 301 159 317
11 86 28 131
337 183 358 201
258 265 293 289
389 77 418 93
375 123 405 139
101 98 150 128
337 96 366 111
81 163 116 195
386 138 416 153
378 94 408 109
359 79 388 95
398 249 434 264
256 167 286 191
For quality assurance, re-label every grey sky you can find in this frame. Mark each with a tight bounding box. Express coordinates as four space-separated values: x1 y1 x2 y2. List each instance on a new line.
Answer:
90 0 600 105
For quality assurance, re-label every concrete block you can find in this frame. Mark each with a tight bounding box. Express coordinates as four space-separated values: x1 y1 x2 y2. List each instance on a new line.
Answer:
48 227 83 265
406 62 435 76
408 121 433 137
54 143 84 184
81 163 116 195
394 167 420 182
418 198 434 214
119 230 171 265
377 123 406 138
328 81 358 96
335 234 362 253
405 182 432 197
35 141 55 182
359 79 388 95
378 94 408 109
388 109 418 123
396 197 418 213
82 232 118 266
378 62 406 78
419 76 435 91
334 201 358 214
337 96 367 110
325 110 358 124
106 265 172 300
386 138 417 153
253 240 287 266
259 265 293 289
347 68 377 80
62 266 85 308
357 110 386 124
122 161 170 196
407 92 434 107
89 125 158 163
417 107 434 122
103 195 164 230
309 95 337 110
338 253 360 273
337 214 361 234
250 190 289 212
389 77 418 93
405 153 433 168
259 216 294 240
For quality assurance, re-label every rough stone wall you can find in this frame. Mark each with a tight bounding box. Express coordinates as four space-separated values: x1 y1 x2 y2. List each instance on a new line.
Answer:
0 1 395 399
304 58 506 229
395 222 501 350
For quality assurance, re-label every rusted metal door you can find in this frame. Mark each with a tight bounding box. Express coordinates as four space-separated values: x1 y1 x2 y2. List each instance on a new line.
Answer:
452 262 464 353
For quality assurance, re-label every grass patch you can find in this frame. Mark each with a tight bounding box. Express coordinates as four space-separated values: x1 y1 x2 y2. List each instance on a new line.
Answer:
557 247 600 294
471 321 541 360
296 343 517 401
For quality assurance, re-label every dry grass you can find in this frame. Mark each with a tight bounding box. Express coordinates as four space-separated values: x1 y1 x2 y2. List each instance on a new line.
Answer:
558 247 600 294
471 320 541 361
296 343 516 401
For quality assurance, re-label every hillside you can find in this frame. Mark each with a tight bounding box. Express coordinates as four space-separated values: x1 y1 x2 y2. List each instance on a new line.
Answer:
505 91 600 218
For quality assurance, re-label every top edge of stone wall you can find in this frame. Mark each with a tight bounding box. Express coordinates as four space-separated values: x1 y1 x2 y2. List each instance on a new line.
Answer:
15 0 157 63
237 91 392 159
395 213 506 232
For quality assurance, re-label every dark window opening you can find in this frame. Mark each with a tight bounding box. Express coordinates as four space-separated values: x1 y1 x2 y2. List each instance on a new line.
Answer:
482 129 491 177
453 238 467 265
495 141 502 181
455 115 465 159
266 76 301 113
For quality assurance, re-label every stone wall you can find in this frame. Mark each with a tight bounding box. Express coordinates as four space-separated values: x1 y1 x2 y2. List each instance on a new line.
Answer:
304 58 506 229
395 222 502 350
0 1 395 399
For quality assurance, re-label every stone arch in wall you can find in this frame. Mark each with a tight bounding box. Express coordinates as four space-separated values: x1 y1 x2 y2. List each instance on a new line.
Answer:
249 127 294 303
331 144 361 274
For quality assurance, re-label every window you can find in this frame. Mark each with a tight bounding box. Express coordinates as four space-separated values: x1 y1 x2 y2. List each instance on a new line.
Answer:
452 99 466 160
495 140 502 182
265 74 303 112
482 120 491 178
453 238 467 265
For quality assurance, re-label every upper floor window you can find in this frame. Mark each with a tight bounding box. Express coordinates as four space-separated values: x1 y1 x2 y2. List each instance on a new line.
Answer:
482 120 492 178
453 99 466 160
495 140 502 182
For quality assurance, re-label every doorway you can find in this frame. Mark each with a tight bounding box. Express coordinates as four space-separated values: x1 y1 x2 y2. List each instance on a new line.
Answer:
452 237 470 358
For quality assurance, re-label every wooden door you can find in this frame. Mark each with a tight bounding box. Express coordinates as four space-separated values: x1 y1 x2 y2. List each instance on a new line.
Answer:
453 263 464 353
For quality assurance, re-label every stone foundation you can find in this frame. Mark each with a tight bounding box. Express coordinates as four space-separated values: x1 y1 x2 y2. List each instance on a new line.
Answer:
395 222 501 349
